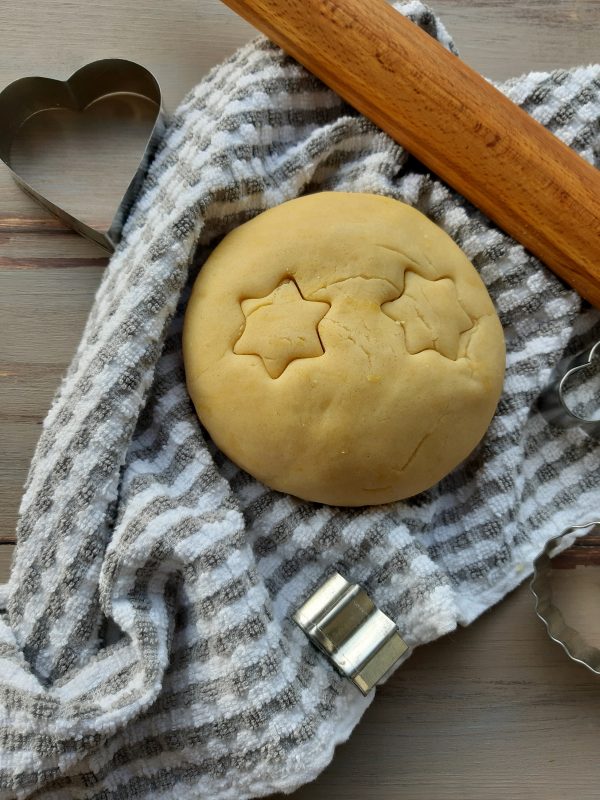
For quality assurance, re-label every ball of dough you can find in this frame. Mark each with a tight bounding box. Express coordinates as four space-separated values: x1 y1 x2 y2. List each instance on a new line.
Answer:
183 192 505 506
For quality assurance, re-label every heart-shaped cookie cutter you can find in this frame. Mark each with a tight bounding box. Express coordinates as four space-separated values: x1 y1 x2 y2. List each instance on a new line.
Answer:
0 58 166 253
538 340 600 440
531 521 600 674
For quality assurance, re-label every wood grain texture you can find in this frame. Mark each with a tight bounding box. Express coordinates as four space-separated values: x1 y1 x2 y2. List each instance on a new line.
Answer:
222 0 600 306
0 545 14 574
553 532 600 568
0 262 105 535
270 579 600 800
1 1 599 797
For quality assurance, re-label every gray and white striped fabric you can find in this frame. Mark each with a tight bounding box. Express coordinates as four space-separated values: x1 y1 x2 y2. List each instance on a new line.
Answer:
1 3 599 797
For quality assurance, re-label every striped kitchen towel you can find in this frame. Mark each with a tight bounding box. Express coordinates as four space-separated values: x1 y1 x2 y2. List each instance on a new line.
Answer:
1 2 599 798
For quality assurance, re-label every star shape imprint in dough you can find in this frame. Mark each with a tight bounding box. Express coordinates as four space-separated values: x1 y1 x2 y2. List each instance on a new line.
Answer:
382 271 473 360
234 279 330 378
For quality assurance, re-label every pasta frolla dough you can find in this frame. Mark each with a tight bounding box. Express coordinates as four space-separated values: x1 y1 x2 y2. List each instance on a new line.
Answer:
183 192 506 506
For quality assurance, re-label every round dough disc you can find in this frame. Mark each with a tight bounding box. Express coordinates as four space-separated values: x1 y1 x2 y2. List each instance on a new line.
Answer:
183 192 505 506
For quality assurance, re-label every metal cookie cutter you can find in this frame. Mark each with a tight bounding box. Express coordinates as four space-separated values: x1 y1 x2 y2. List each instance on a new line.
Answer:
293 572 409 694
531 522 600 673
0 59 166 252
538 340 600 440
532 343 600 669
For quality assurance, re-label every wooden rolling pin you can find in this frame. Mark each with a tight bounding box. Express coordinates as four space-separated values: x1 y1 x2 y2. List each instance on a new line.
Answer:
221 0 600 307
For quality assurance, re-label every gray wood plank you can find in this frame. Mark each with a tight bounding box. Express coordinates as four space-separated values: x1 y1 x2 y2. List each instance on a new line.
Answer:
0 264 104 537
0 544 13 580
434 0 600 80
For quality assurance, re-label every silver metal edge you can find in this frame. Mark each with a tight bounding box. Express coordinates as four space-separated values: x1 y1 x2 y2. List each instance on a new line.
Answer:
0 58 167 253
530 521 600 674
538 340 600 438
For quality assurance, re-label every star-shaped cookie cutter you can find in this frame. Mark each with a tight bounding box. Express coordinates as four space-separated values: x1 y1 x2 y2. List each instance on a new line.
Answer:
538 340 600 440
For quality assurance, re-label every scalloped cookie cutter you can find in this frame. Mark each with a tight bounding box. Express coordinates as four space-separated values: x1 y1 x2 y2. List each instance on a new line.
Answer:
0 58 166 252
538 340 600 440
531 522 600 674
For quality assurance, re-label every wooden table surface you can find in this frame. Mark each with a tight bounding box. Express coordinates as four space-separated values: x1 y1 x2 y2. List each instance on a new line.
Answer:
1 1 599 797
